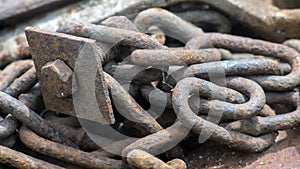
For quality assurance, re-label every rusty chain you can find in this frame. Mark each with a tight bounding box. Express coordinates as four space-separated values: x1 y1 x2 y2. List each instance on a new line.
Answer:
0 1 300 168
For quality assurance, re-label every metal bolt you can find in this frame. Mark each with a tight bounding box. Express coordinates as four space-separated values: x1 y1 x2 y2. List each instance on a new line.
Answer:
41 59 77 98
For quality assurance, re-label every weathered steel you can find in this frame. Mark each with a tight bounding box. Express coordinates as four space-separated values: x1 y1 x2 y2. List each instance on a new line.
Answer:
134 8 204 43
173 9 232 33
101 16 139 32
184 33 300 91
99 16 141 64
41 59 76 98
122 121 190 156
0 60 33 90
107 64 163 85
0 114 18 139
140 78 248 108
39 115 99 150
0 144 63 169
0 38 31 69
0 0 168 61
18 84 44 112
19 125 127 169
105 72 183 158
166 159 187 169
0 91 77 147
2 0 300 62
104 72 163 134
171 77 276 152
25 27 114 124
0 133 16 148
0 50 13 68
13 38 31 59
197 77 266 120
127 149 186 169
147 26 166 45
140 82 275 120
162 0 300 42
131 49 222 66
166 59 291 89
284 39 300 52
51 123 99 150
4 66 37 97
43 111 80 128
57 22 167 50
225 90 300 136
4 5 300 168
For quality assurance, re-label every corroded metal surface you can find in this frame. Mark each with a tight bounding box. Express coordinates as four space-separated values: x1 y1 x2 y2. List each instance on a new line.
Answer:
163 0 300 42
0 0 169 61
57 22 167 50
186 33 300 91
104 72 163 134
1 2 300 168
18 84 44 112
41 59 76 98
127 149 186 169
2 0 300 60
19 125 127 169
0 60 33 90
134 8 204 43
104 72 184 158
0 91 77 147
0 133 16 148
225 90 300 136
167 59 291 84
25 27 114 124
4 66 37 97
171 77 276 152
131 49 222 66
0 115 18 140
0 145 63 169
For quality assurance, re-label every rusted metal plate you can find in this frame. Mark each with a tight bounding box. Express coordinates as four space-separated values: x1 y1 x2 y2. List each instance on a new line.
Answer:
25 27 114 124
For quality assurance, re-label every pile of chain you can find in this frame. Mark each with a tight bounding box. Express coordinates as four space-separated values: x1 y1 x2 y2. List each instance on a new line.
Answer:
0 2 300 169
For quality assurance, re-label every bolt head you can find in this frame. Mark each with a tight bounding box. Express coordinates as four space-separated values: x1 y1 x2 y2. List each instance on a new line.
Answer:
41 59 77 98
